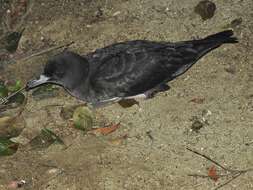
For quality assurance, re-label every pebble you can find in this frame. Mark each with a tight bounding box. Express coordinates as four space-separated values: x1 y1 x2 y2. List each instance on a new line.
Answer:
194 0 216 20
112 11 121 17
47 168 60 174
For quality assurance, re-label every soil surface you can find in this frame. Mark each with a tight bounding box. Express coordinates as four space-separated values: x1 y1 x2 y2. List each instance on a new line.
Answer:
0 0 253 189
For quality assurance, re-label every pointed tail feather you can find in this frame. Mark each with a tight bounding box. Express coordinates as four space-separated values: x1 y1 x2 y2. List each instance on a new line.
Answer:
188 30 238 57
203 30 238 44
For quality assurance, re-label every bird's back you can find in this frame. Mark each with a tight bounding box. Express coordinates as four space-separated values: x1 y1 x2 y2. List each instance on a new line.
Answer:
83 30 237 104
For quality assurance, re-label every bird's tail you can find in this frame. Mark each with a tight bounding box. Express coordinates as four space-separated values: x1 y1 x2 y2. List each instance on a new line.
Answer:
203 30 238 44
188 30 238 58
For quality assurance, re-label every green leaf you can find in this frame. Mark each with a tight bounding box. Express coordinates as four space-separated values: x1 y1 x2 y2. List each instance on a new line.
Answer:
41 128 64 145
8 80 22 92
0 84 8 98
0 137 19 156
29 128 64 150
8 92 25 105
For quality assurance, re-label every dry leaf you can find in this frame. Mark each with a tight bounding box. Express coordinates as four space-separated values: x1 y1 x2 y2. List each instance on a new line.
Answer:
190 97 205 104
0 115 22 138
118 99 139 108
89 123 120 136
0 116 15 128
208 165 219 182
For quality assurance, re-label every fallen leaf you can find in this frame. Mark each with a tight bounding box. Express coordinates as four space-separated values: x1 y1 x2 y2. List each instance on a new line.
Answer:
29 128 64 150
0 137 19 156
0 84 8 97
0 81 25 106
8 80 22 92
89 123 121 136
41 128 64 144
0 116 18 138
208 165 219 182
189 97 205 104
0 108 25 138
0 116 15 127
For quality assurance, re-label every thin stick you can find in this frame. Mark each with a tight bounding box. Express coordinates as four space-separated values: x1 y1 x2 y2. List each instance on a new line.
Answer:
188 173 236 178
213 172 242 190
2 41 74 65
19 41 74 61
186 147 253 174
0 86 26 105
186 147 228 171
187 147 253 190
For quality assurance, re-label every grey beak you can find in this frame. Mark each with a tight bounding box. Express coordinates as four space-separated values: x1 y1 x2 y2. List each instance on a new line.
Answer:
26 75 50 90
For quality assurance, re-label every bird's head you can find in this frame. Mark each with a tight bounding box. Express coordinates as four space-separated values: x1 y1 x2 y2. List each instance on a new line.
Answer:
26 51 89 91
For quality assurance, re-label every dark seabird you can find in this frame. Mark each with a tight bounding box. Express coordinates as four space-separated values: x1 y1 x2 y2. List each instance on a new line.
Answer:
26 30 238 107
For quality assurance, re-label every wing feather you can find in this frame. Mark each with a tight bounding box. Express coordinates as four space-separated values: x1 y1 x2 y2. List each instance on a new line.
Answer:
87 41 199 99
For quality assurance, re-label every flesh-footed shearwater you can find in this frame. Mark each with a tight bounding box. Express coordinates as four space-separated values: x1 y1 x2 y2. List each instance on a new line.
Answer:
25 30 238 107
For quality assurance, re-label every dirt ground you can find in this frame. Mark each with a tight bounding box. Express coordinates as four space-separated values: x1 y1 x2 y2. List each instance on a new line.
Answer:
0 0 253 189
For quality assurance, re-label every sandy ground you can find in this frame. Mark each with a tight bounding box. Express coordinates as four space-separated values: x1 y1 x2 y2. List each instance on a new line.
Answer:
0 0 253 189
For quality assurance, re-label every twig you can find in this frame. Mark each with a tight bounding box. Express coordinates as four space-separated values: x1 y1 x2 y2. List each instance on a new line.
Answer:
0 86 26 105
186 147 253 174
146 130 154 141
13 0 34 31
186 147 228 171
2 41 74 65
19 41 75 61
187 147 253 190
213 172 242 190
188 173 235 178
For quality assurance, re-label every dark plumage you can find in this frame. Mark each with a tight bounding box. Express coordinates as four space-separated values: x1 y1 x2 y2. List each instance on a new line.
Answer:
26 30 238 107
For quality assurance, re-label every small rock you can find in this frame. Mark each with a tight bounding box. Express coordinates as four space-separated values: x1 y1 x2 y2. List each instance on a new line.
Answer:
224 65 236 74
191 120 203 132
202 109 212 117
194 0 216 20
47 168 60 174
230 18 243 28
7 180 26 189
95 7 103 18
